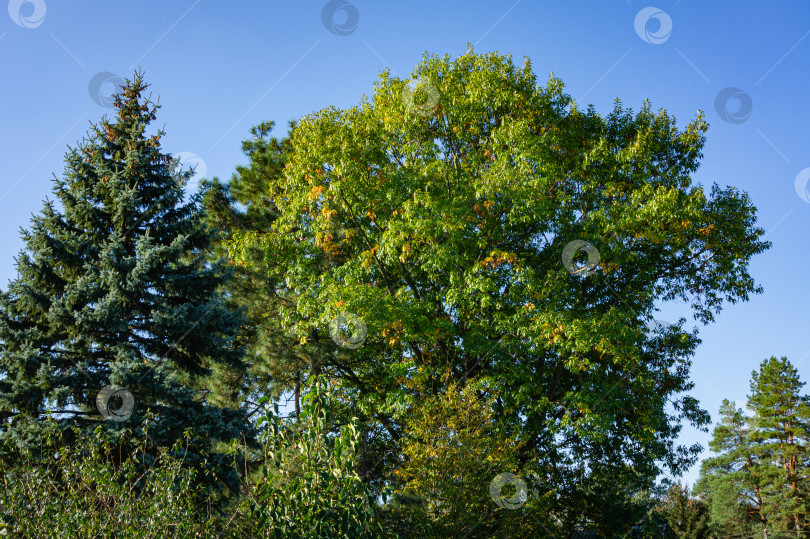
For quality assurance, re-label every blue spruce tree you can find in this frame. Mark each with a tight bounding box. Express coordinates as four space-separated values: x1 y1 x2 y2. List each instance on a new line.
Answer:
0 72 253 506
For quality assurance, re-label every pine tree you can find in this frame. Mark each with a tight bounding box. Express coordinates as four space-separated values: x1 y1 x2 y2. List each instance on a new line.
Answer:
696 399 768 537
200 120 307 419
748 356 810 536
202 120 398 500
698 358 810 538
0 72 252 503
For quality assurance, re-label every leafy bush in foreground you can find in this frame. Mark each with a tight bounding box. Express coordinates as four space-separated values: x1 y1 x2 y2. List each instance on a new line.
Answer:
245 376 384 538
0 419 222 538
0 379 383 538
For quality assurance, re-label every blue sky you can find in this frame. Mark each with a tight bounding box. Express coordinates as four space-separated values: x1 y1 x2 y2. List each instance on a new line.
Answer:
2 1 809 490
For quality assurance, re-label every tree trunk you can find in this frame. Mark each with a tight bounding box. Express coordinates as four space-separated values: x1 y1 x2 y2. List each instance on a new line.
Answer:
294 369 301 421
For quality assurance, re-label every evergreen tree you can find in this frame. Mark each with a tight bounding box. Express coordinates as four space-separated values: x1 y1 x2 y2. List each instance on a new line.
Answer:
200 120 306 419
698 356 810 539
696 399 768 536
748 356 810 536
0 73 252 504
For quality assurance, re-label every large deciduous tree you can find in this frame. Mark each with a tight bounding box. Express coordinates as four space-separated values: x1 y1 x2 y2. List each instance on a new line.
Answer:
0 73 251 502
225 48 769 530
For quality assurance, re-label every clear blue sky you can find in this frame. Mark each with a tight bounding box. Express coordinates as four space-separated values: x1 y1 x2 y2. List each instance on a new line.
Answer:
2 0 809 490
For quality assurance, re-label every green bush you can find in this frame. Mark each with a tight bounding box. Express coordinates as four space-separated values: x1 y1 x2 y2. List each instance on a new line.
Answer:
0 419 224 538
0 379 385 538
244 376 385 538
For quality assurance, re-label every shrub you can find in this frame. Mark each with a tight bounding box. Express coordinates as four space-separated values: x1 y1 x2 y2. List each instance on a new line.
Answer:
0 418 225 538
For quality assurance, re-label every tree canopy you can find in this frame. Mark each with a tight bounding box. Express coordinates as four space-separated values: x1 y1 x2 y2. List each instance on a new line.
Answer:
221 47 770 532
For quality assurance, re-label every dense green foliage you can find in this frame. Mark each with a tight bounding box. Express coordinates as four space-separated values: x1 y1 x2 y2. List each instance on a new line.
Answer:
249 376 383 537
0 421 220 537
223 47 768 533
0 49 780 537
655 482 710 538
0 378 381 538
